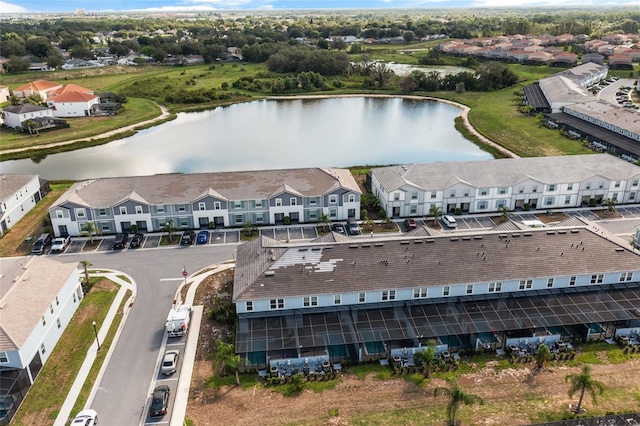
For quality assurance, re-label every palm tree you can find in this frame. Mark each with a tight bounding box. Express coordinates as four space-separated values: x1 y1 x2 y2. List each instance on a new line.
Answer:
413 341 436 378
214 339 240 385
22 119 41 136
535 344 551 370
433 382 483 426
428 205 443 226
84 221 97 244
79 260 92 284
602 198 617 216
497 206 512 219
319 213 330 232
565 365 605 414
165 219 175 242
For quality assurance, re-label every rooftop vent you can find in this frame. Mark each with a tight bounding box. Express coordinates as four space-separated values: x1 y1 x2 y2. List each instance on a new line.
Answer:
374 243 384 247
462 236 471 241
571 229 580 234
426 239 435 243
474 236 483 240
615 248 625 252
265 271 275 277
311 247 321 251
325 246 333 250
349 245 359 249
414 240 423 244
511 234 520 238
450 237 459 241
361 244 371 248
523 232 532 236
400 241 410 245
558 230 567 235
547 231 555 235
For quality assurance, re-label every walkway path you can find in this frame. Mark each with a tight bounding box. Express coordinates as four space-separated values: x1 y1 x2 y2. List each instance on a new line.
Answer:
1 104 171 155
53 271 135 426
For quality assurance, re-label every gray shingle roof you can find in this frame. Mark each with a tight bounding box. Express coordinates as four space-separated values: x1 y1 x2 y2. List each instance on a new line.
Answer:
234 224 640 301
52 168 361 208
0 174 37 202
373 154 639 192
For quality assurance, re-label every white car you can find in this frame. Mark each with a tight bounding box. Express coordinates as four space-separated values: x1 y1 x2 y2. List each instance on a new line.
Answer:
50 236 71 253
160 350 180 375
71 409 98 425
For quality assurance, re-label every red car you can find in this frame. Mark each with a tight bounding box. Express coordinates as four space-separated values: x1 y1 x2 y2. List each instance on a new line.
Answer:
405 219 417 231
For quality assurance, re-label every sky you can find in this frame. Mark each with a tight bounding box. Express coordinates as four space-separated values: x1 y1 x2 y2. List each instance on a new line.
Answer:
1 0 639 14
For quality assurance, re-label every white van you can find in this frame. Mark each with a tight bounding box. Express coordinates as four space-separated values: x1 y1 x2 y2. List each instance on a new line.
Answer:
442 215 457 228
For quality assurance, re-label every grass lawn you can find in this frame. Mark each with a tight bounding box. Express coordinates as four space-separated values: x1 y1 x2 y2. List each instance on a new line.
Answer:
11 279 120 426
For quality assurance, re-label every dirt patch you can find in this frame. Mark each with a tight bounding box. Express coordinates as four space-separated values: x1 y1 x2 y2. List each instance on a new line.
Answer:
534 211 569 224
91 278 117 293
591 209 622 219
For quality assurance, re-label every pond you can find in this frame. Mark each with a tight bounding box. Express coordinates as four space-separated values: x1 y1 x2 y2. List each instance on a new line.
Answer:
0 96 493 180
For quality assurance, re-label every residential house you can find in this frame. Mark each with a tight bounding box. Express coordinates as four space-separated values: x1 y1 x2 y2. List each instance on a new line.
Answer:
582 53 605 65
0 174 48 235
0 86 9 103
46 92 100 117
48 168 361 237
233 218 640 370
61 58 105 70
0 256 83 424
11 80 61 99
370 154 640 217
1 104 53 129
550 52 578 67
608 54 633 69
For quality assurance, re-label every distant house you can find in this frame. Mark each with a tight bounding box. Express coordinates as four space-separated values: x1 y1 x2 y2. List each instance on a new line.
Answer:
28 62 54 72
0 256 83 425
11 80 62 99
1 104 53 129
0 174 48 235
550 52 578 67
0 85 9 103
582 53 605 65
608 54 633 69
182 55 204 65
61 58 105 70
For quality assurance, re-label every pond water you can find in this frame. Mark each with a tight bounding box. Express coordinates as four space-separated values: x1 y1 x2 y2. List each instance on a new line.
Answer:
1 96 493 180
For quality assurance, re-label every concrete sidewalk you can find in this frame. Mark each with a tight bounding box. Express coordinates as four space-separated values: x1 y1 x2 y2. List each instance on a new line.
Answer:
53 272 135 426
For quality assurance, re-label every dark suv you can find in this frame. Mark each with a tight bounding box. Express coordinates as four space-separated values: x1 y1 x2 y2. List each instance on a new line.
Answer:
112 233 129 250
180 230 196 245
31 233 52 255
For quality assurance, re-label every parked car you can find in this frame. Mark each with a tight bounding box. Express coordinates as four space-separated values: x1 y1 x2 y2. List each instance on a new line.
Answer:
160 350 180 375
180 230 196 245
347 218 361 235
149 385 170 417
331 223 346 234
404 218 417 231
441 215 457 228
31 233 52 255
71 409 98 425
50 236 71 253
129 234 144 248
112 233 129 250
196 230 209 245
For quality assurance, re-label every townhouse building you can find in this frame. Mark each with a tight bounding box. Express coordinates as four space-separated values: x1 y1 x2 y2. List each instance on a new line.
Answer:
48 168 361 237
370 155 640 218
0 256 83 424
0 174 47 235
233 219 640 370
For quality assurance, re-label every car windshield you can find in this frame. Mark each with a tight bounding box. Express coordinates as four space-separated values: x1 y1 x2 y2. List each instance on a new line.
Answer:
163 359 173 366
151 395 164 409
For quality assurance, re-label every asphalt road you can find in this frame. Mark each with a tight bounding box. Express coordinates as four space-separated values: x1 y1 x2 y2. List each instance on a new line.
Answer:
56 244 236 426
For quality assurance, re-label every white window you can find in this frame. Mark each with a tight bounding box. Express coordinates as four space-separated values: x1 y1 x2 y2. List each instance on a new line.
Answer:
309 197 317 205
567 183 573 190
449 190 455 197
619 272 633 282
40 343 46 355
334 294 341 305
270 299 284 310
477 201 488 210
466 284 473 294
518 186 524 194
633 179 639 187
98 208 107 216
532 185 538 193
598 181 604 189
569 276 577 286
545 197 554 206
76 208 86 218
393 193 400 201
214 202 221 210
614 181 621 188
430 191 437 199
199 202 206 211
611 193 618 202
463 189 470 197
303 296 318 307
135 206 143 214
348 194 356 203
0 352 8 363
42 316 46 326
73 293 77 303
631 193 636 201
590 274 603 284
381 290 396 301
275 198 282 207
358 292 366 303
246 301 253 311
57 318 61 329
488 282 502 292
443 286 450 296
101 223 110 231
410 205 417 214
290 198 297 206
56 210 64 219
479 188 488 196
235 215 243 224
564 196 571 205
519 279 533 290
255 215 264 223
309 211 317 220
411 191 418 200
119 206 127 215
413 288 427 299
498 187 508 195
50 304 54 314
547 184 556 191
234 201 242 209
547 278 554 288
329 208 337 219
156 206 165 213
56 296 59 305
255 200 262 208
586 183 591 190
329 195 337 204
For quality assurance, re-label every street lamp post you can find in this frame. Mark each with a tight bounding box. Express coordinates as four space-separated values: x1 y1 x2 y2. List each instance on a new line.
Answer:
92 321 101 351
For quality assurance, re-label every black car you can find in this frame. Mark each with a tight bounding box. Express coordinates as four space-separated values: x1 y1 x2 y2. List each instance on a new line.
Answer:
112 233 129 250
129 234 144 248
149 385 170 417
331 223 346 234
346 218 361 236
31 233 52 255
180 230 196 245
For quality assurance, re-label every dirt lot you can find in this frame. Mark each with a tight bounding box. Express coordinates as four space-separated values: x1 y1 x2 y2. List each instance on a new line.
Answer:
187 271 640 426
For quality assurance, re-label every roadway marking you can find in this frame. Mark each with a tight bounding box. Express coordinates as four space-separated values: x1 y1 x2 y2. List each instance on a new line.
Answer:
159 278 184 282
156 377 179 382
145 422 169 425
166 342 183 347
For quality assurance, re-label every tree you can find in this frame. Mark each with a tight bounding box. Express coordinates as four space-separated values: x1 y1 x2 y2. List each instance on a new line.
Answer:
84 221 97 244
372 62 394 88
433 382 483 426
80 260 93 284
602 198 617 215
428 205 443 226
319 212 330 232
535 344 551 370
413 341 436 377
565 365 605 414
242 221 257 237
213 339 240 385
21 119 41 136
497 206 512 220
6 55 30 73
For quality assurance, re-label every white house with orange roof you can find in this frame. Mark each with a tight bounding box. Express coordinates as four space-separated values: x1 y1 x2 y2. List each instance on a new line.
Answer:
46 90 100 117
11 80 62 99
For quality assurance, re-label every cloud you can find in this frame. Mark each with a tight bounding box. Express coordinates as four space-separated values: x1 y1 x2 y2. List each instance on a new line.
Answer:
0 1 27 12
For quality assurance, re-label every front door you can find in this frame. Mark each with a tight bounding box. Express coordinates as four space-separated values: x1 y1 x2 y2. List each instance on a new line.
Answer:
58 225 68 236
392 207 400 218
289 212 299 224
199 217 209 229
120 221 131 233
214 216 224 227
136 220 148 232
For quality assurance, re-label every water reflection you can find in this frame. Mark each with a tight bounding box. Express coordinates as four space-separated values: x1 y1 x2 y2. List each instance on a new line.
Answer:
0 97 493 180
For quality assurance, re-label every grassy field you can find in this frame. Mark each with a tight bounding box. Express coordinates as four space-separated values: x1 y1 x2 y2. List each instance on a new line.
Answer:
11 279 120 426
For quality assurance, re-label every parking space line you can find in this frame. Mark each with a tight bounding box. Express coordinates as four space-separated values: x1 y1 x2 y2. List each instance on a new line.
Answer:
156 377 178 382
165 342 182 347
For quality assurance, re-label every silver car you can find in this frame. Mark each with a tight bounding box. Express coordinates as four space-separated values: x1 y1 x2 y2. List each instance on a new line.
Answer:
160 350 180 375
